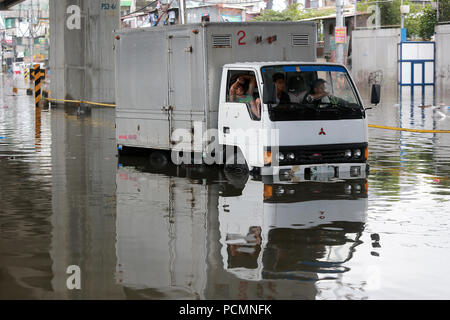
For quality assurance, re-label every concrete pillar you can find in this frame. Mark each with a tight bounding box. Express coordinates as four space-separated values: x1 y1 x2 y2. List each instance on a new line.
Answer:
49 0 119 104
435 24 450 104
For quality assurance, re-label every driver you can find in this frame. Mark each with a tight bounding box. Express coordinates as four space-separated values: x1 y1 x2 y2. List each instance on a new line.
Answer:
303 79 330 104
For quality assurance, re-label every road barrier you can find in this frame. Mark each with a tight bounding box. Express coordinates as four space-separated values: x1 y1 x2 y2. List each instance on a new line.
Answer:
34 64 41 109
45 98 116 108
368 125 450 134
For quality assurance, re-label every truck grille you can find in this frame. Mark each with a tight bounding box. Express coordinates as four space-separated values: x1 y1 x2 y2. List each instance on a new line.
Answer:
292 34 310 47
278 144 367 166
212 34 232 48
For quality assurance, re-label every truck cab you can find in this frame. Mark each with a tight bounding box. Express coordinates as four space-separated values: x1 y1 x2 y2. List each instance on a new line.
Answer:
218 62 370 180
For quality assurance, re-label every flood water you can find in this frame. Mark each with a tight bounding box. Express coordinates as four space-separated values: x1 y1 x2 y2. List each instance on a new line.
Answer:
1 75 450 300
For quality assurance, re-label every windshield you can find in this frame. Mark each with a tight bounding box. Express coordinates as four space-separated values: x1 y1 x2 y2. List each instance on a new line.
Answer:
261 65 364 121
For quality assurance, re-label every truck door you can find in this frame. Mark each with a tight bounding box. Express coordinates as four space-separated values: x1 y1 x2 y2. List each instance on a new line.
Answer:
168 36 192 110
167 35 201 153
219 69 264 168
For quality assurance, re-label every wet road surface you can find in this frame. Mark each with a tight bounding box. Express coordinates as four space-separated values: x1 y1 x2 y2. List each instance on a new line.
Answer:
0 75 450 299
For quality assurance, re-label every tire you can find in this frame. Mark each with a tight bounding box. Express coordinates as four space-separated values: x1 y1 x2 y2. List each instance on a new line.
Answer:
223 148 250 175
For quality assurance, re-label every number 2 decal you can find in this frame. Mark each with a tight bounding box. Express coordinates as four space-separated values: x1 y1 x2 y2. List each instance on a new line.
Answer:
238 30 246 46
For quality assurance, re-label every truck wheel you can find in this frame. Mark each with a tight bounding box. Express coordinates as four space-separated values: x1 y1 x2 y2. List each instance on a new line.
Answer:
224 151 249 175
222 169 249 192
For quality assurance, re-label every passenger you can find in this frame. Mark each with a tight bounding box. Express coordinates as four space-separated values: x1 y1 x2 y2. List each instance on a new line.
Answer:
272 73 291 105
287 76 308 103
230 75 261 119
303 79 331 104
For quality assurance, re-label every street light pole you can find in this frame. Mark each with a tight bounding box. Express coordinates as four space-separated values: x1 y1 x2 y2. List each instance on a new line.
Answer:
336 0 344 65
29 0 34 66
401 0 404 29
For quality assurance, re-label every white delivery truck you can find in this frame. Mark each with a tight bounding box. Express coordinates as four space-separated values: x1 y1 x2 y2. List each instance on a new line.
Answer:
115 22 378 178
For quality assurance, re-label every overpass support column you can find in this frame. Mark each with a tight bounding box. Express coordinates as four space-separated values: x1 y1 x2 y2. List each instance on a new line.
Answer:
49 0 119 103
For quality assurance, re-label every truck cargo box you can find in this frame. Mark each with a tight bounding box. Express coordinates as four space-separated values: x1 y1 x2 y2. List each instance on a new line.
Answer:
114 22 317 152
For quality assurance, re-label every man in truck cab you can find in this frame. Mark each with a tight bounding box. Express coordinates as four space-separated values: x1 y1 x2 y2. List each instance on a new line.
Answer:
229 75 261 119
272 73 291 105
303 79 338 105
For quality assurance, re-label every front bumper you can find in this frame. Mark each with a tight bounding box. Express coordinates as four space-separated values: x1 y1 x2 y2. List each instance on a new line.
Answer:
260 162 369 182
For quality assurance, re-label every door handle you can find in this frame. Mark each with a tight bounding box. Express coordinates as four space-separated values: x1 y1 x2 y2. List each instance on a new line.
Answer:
223 127 230 134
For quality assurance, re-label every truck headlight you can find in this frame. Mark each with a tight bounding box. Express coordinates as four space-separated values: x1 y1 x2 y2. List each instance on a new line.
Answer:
344 184 352 195
345 150 352 158
287 153 295 160
279 152 285 161
354 149 362 159
275 186 285 196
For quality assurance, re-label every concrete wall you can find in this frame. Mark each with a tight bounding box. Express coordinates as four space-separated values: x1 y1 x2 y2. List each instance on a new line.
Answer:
435 24 450 104
49 0 119 104
352 28 400 102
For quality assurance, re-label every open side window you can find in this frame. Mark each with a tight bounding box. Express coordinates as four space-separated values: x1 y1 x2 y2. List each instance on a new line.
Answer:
226 70 261 121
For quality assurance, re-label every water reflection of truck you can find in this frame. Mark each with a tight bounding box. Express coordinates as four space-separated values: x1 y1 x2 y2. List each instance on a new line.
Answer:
116 162 216 299
116 157 368 299
115 23 378 178
218 179 368 283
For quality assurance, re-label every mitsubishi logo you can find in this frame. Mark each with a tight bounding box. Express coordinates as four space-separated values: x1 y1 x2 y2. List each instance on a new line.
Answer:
319 128 326 135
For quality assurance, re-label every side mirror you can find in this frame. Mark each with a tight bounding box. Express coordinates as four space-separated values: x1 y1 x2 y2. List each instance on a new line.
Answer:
263 83 276 105
371 84 381 105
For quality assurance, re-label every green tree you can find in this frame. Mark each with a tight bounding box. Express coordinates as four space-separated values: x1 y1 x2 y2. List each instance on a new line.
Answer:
358 0 438 40
438 0 450 22
418 5 437 40
378 0 401 26
253 4 302 21
404 3 422 38
253 4 335 22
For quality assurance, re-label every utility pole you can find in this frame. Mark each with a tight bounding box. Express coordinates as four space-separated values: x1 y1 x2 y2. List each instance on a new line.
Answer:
1 31 4 74
28 0 34 66
179 0 186 24
400 0 404 29
336 0 344 65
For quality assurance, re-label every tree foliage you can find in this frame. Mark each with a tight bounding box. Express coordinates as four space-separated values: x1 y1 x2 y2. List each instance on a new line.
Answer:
438 0 450 22
358 0 439 40
253 4 335 22
378 0 401 26
419 5 437 40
